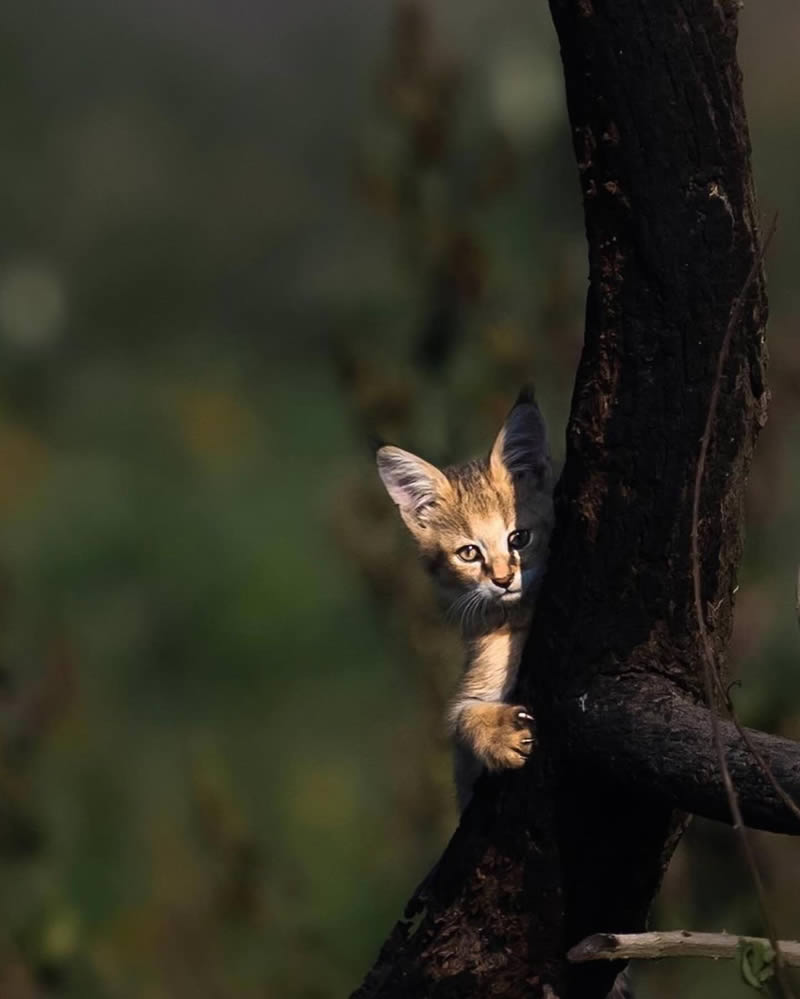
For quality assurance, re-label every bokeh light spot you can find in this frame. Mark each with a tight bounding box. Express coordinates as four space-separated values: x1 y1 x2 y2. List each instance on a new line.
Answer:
0 262 65 349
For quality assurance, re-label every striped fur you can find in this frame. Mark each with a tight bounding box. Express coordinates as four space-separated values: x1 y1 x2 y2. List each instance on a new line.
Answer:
377 397 554 807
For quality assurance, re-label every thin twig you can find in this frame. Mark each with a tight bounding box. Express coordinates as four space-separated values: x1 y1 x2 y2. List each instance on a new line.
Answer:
568 931 800 967
689 213 795 997
796 566 800 633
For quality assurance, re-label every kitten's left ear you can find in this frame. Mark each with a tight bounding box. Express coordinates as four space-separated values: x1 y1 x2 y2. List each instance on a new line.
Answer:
490 390 550 481
376 445 450 531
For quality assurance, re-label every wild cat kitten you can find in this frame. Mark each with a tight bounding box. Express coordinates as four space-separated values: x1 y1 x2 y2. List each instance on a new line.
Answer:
376 390 554 808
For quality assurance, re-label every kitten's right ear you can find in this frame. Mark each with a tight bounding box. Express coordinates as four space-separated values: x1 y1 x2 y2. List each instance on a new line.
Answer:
489 392 550 482
376 446 449 530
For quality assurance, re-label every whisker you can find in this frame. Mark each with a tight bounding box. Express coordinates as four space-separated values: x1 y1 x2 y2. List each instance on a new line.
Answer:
446 591 470 625
465 591 485 634
475 594 489 631
462 595 475 633
457 593 473 632
447 588 496 636
456 592 473 633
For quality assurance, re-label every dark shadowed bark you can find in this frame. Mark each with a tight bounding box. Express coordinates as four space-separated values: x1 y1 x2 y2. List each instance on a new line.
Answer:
352 3 796 997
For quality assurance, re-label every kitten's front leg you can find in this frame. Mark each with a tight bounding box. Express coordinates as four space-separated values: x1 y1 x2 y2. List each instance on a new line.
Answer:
450 700 535 771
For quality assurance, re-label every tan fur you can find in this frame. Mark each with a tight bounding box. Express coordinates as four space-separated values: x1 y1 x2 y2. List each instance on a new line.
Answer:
377 395 554 809
453 702 531 770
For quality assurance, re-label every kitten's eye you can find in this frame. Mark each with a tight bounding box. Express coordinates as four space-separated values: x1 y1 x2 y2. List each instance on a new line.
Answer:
456 545 481 563
508 529 531 551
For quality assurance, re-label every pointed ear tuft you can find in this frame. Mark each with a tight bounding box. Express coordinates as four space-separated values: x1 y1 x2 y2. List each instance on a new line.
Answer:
490 396 550 480
514 384 536 407
368 433 387 456
376 446 449 527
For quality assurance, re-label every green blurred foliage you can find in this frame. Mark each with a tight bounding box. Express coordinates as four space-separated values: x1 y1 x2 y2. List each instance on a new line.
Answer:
0 1 798 997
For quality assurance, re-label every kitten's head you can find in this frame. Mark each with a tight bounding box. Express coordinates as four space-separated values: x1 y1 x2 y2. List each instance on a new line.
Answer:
376 391 553 630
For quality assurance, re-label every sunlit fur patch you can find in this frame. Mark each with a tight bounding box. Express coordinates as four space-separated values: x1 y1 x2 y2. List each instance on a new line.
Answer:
415 454 553 632
376 399 554 635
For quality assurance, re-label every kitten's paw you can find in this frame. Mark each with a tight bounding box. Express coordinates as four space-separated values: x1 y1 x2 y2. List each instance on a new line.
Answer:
491 704 536 769
453 701 537 771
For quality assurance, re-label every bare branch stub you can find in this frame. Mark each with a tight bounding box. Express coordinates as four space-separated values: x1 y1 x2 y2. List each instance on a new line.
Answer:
568 931 800 968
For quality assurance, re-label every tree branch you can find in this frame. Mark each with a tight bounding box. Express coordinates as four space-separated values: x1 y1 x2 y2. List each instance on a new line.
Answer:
568 931 800 967
563 675 800 835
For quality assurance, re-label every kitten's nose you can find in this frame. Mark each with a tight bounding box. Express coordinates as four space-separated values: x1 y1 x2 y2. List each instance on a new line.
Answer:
491 571 514 590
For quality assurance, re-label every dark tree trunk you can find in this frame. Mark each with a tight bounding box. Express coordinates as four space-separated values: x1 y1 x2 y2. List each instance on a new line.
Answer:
352 3 790 997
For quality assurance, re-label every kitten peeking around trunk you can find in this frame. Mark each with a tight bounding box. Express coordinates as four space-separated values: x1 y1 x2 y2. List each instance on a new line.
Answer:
376 388 554 808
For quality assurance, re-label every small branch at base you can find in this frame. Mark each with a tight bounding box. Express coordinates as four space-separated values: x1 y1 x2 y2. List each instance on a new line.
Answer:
568 931 800 967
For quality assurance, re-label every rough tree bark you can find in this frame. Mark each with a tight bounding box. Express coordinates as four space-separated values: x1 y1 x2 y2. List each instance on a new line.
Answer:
353 2 798 997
